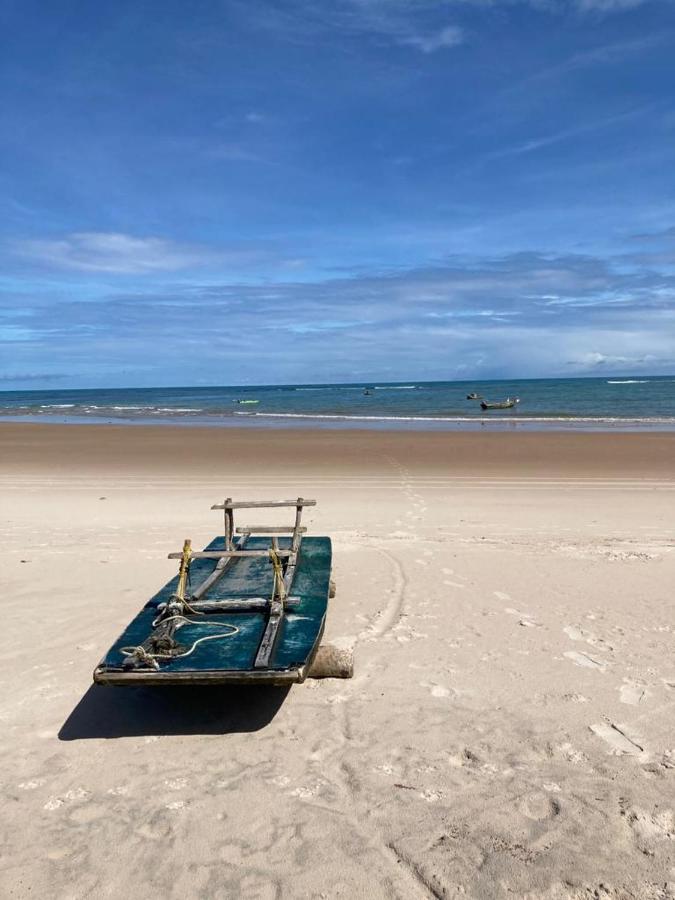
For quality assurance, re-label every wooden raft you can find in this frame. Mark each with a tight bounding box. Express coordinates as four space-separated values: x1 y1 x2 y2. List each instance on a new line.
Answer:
92 497 342 686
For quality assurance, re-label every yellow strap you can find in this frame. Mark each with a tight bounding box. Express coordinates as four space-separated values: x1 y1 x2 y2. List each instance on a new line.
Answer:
176 538 192 602
269 548 286 602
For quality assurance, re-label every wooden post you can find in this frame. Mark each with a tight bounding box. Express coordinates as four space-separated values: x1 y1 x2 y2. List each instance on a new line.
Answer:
176 539 192 602
291 497 304 554
224 497 234 550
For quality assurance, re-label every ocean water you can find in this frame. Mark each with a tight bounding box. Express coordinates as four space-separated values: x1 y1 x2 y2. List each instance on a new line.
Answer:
1 377 675 431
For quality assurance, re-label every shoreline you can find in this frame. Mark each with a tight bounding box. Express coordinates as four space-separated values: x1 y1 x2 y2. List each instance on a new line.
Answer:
3 421 675 478
2 412 675 433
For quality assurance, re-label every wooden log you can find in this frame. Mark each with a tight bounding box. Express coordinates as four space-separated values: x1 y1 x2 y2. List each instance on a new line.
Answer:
307 644 354 679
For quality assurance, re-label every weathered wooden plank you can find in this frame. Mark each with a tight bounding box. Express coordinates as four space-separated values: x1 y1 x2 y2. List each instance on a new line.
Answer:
94 666 305 686
292 499 304 553
254 597 284 668
168 549 292 560
235 526 307 534
211 499 316 510
224 497 234 551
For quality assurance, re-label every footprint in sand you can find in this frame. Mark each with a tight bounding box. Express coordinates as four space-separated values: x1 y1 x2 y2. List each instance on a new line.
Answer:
504 606 539 627
420 789 444 803
590 722 647 758
373 764 396 776
43 787 91 811
564 650 608 671
494 591 511 602
420 681 452 698
622 806 675 851
620 681 647 705
164 777 188 790
289 781 327 800
18 779 45 790
563 625 586 641
519 792 561 821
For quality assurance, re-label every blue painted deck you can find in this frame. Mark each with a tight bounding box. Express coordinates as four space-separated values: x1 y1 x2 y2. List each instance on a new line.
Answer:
94 536 331 684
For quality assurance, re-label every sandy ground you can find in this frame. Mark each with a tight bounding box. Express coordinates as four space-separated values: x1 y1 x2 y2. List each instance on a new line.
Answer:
1 424 674 899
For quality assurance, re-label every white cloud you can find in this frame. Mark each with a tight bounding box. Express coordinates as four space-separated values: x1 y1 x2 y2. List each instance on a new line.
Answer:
399 25 463 53
572 351 660 368
13 232 212 274
11 232 286 275
575 0 647 11
6 248 675 381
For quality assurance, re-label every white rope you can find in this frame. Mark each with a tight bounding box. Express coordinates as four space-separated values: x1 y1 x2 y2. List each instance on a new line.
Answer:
121 615 239 666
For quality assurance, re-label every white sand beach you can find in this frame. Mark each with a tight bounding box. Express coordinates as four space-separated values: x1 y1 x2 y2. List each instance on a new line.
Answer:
1 424 674 899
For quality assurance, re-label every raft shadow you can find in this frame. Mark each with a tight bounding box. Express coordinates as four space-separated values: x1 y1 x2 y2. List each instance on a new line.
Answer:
58 684 290 740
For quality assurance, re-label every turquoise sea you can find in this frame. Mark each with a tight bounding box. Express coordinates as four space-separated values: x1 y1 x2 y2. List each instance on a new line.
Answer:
1 377 675 431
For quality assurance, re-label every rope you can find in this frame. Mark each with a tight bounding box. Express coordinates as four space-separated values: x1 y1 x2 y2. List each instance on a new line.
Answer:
123 541 285 670
120 616 239 669
269 547 286 602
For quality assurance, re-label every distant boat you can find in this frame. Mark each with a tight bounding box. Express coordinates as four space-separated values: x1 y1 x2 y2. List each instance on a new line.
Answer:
466 392 482 400
480 397 519 411
234 399 260 405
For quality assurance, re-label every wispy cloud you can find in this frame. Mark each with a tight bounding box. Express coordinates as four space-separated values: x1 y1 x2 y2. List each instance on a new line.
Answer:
399 25 463 53
228 0 465 53
477 103 660 163
571 351 662 369
5 247 674 382
10 232 290 275
0 372 66 383
575 0 649 12
13 233 212 274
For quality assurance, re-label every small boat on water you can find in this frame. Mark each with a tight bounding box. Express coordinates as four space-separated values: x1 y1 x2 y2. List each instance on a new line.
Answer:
235 399 259 405
480 397 519 411
466 392 482 400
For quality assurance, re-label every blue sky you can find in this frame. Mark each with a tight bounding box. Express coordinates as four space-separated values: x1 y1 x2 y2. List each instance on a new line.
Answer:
1 0 674 388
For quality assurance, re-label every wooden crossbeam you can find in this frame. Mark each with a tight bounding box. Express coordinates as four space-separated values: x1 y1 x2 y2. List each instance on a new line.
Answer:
168 549 292 560
190 534 250 600
235 526 307 535
186 596 300 612
211 499 316 510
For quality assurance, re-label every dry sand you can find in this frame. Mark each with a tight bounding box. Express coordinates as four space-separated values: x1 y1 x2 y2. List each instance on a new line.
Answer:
1 424 674 899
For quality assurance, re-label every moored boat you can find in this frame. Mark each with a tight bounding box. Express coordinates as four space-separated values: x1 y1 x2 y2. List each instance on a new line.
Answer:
480 397 519 410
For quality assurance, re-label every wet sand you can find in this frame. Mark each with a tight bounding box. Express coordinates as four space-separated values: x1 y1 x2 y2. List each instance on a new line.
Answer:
1 423 674 898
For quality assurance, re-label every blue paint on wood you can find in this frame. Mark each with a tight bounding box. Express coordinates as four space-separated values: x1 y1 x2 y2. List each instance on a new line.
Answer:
96 536 331 677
